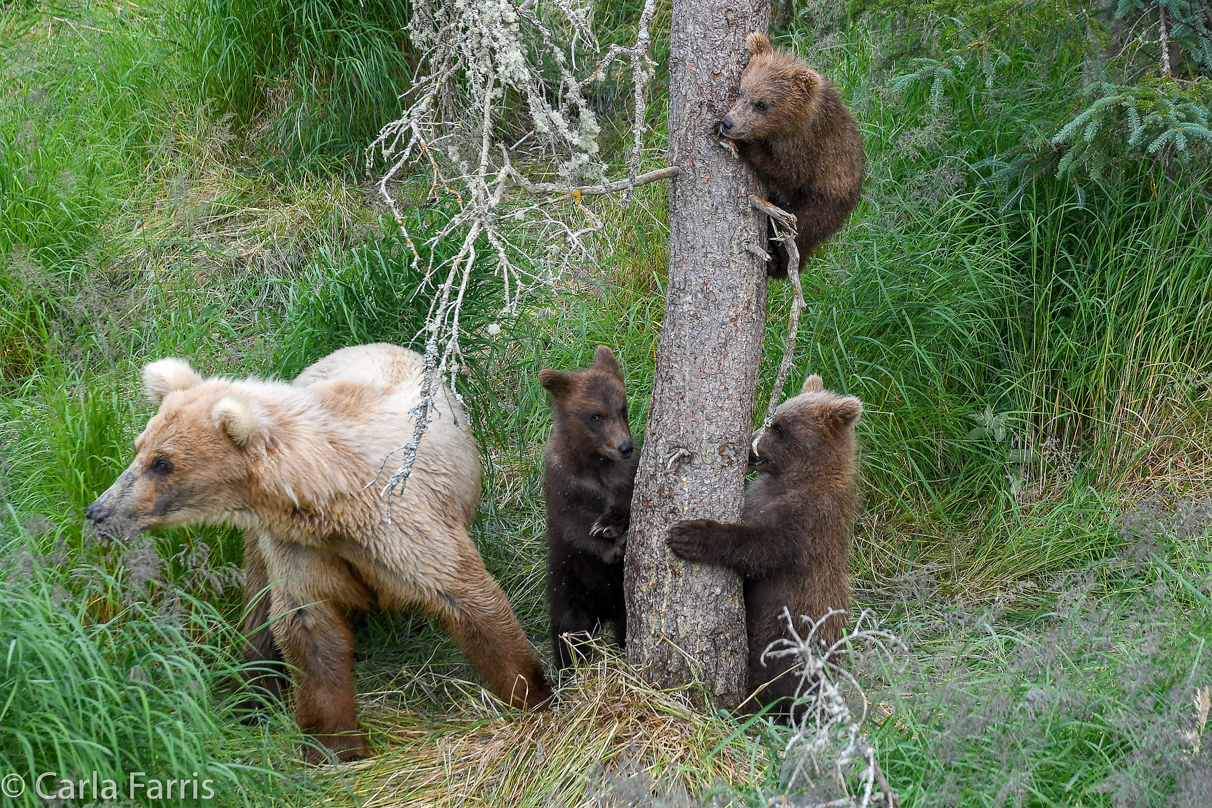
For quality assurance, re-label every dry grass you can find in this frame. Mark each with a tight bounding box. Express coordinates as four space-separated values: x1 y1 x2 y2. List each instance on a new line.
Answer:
327 657 766 808
131 149 380 278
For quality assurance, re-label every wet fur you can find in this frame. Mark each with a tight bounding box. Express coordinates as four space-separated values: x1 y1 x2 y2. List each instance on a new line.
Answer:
666 375 860 716
87 343 551 762
721 33 865 277
540 347 638 671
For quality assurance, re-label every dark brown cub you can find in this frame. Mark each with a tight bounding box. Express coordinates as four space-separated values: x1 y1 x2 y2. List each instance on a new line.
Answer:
540 346 638 671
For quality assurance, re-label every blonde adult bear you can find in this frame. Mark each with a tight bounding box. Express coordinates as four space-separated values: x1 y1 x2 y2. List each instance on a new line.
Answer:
86 344 551 762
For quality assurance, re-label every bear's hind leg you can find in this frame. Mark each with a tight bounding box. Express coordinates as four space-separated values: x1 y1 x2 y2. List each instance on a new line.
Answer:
432 550 551 710
613 607 627 651
749 651 806 724
551 603 595 672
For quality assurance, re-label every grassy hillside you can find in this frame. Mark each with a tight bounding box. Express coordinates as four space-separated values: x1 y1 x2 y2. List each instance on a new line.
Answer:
1 0 1210 806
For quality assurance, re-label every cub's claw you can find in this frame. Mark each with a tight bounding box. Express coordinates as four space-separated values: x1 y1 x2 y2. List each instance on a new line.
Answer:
590 519 621 540
591 508 629 541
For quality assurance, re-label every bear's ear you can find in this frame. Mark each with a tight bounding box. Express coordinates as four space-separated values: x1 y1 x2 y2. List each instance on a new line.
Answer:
800 374 825 394
143 358 202 405
211 394 268 448
795 68 820 97
827 395 862 429
592 346 622 379
746 32 773 57
539 369 572 397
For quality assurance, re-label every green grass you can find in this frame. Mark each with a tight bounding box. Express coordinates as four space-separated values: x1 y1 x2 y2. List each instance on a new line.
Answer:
868 517 1212 808
175 0 417 164
1 0 1210 805
0 523 322 807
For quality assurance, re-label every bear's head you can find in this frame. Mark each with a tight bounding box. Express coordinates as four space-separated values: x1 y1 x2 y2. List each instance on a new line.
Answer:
539 346 634 463
720 32 821 142
750 374 861 476
85 359 274 539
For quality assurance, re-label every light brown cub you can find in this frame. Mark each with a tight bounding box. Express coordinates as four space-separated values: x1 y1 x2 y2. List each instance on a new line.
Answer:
667 374 860 717
720 33 865 277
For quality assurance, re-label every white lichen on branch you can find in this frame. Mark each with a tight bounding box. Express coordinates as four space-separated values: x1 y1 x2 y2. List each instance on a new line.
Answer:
365 0 664 498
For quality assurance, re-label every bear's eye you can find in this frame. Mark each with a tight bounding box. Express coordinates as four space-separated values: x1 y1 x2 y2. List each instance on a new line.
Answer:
772 422 783 435
149 456 174 475
591 413 602 422
754 100 769 112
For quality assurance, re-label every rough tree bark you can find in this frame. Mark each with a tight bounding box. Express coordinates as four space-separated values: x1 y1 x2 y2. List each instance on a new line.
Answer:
624 0 770 707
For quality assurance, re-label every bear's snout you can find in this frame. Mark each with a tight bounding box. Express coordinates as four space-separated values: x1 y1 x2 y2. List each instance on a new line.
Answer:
618 441 634 459
720 116 734 133
84 496 113 523
84 469 141 536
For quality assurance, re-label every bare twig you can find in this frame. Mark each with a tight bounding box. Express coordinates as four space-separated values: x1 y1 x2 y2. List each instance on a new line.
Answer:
750 196 806 449
366 0 668 497
506 165 678 197
1160 5 1173 78
762 608 905 808
623 0 659 205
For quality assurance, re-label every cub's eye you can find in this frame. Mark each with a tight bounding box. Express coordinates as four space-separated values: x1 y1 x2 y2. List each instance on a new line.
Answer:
150 457 174 475
772 423 783 435
591 413 602 422
754 100 769 112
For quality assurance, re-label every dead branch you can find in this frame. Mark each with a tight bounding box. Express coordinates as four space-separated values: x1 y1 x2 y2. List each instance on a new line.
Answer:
762 608 904 808
367 0 664 498
750 196 806 444
506 165 679 197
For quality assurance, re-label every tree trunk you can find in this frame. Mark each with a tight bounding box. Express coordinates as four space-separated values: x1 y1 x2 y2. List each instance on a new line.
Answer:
624 0 770 708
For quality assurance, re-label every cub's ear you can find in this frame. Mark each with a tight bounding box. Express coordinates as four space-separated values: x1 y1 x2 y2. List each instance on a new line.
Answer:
746 32 773 56
800 374 825 394
539 369 572 397
827 395 863 429
143 359 202 405
211 394 268 448
593 346 622 379
796 67 821 97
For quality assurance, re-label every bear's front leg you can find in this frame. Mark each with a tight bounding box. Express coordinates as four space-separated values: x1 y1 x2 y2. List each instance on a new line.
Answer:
550 603 596 671
562 517 626 565
237 531 287 718
669 519 799 577
666 519 738 564
589 504 629 541
589 505 629 563
270 589 369 764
